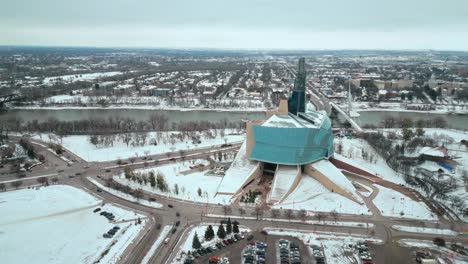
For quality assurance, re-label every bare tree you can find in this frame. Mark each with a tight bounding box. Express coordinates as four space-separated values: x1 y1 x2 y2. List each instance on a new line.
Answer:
298 209 307 221
253 206 264 220
271 209 280 218
37 176 48 186
284 209 294 220
129 156 136 164
223 205 232 216
330 211 339 222
51 177 59 184
0 183 6 191
11 180 23 189
315 212 326 222
133 188 144 200
238 208 246 215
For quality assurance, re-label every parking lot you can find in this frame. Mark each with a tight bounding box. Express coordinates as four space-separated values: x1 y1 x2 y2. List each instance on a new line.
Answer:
193 231 312 264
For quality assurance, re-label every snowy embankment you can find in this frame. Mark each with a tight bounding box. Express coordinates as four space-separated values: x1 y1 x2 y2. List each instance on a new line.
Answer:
205 214 374 229
335 137 406 184
33 130 244 162
398 239 468 263
372 184 437 221
264 228 382 264
22 94 267 112
141 225 173 264
0 185 146 264
392 225 458 236
88 177 163 208
114 160 231 205
272 175 371 216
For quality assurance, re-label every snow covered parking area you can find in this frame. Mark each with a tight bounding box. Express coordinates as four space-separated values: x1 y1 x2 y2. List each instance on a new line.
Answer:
0 185 146 264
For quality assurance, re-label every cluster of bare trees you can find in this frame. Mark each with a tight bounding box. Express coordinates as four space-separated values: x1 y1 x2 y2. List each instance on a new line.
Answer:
380 116 447 129
5 114 244 136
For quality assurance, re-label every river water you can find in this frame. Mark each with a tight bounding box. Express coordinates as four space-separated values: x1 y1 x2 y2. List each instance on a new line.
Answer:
1 108 467 130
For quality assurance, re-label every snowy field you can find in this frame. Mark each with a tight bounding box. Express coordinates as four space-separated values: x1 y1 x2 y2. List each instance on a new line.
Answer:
0 185 146 264
273 175 371 215
335 137 406 184
392 225 458 236
372 184 437 221
264 228 382 264
171 223 250 264
114 159 231 204
43 71 123 85
33 131 244 162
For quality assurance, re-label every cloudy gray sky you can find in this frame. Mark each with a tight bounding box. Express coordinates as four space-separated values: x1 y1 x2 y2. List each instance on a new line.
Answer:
1 0 467 50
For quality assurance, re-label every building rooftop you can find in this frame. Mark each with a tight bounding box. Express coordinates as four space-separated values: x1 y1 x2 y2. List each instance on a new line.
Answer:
262 111 325 129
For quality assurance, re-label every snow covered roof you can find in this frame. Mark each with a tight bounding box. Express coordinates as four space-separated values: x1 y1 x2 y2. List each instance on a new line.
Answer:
310 159 361 202
419 146 448 158
216 142 260 195
262 113 323 129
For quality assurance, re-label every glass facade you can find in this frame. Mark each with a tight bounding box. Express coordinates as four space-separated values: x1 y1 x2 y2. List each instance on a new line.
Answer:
249 115 334 165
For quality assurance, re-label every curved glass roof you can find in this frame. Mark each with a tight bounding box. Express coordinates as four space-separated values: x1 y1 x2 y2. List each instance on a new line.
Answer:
249 114 333 165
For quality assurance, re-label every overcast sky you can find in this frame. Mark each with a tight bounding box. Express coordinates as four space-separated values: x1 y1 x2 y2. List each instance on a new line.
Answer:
1 0 467 50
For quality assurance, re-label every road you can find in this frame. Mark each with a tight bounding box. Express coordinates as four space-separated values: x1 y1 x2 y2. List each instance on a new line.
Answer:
1 136 467 264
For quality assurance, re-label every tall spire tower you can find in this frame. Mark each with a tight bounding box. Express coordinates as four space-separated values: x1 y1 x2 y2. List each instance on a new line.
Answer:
288 58 306 115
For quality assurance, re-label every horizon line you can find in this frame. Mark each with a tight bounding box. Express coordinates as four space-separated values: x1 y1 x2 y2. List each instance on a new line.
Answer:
1 44 468 53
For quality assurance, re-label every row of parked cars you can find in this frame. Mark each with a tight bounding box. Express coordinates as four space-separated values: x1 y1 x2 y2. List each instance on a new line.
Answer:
309 244 325 264
208 256 230 264
183 234 244 263
278 239 301 264
354 241 373 264
103 226 120 238
242 241 267 264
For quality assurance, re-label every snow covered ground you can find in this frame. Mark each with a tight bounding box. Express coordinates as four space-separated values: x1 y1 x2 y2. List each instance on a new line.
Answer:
373 184 437 221
392 225 458 236
264 228 382 264
42 71 123 85
272 175 371 216
114 159 232 205
338 101 468 114
171 223 251 264
374 128 468 221
398 239 468 263
23 94 266 112
33 130 244 162
335 137 406 184
0 185 146 264
88 178 163 208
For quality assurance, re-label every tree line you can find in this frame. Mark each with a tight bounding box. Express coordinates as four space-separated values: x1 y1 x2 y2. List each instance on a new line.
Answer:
2 114 244 135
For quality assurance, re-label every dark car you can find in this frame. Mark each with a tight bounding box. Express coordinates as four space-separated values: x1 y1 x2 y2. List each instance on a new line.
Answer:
93 208 101 213
246 235 254 241
168 204 173 208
